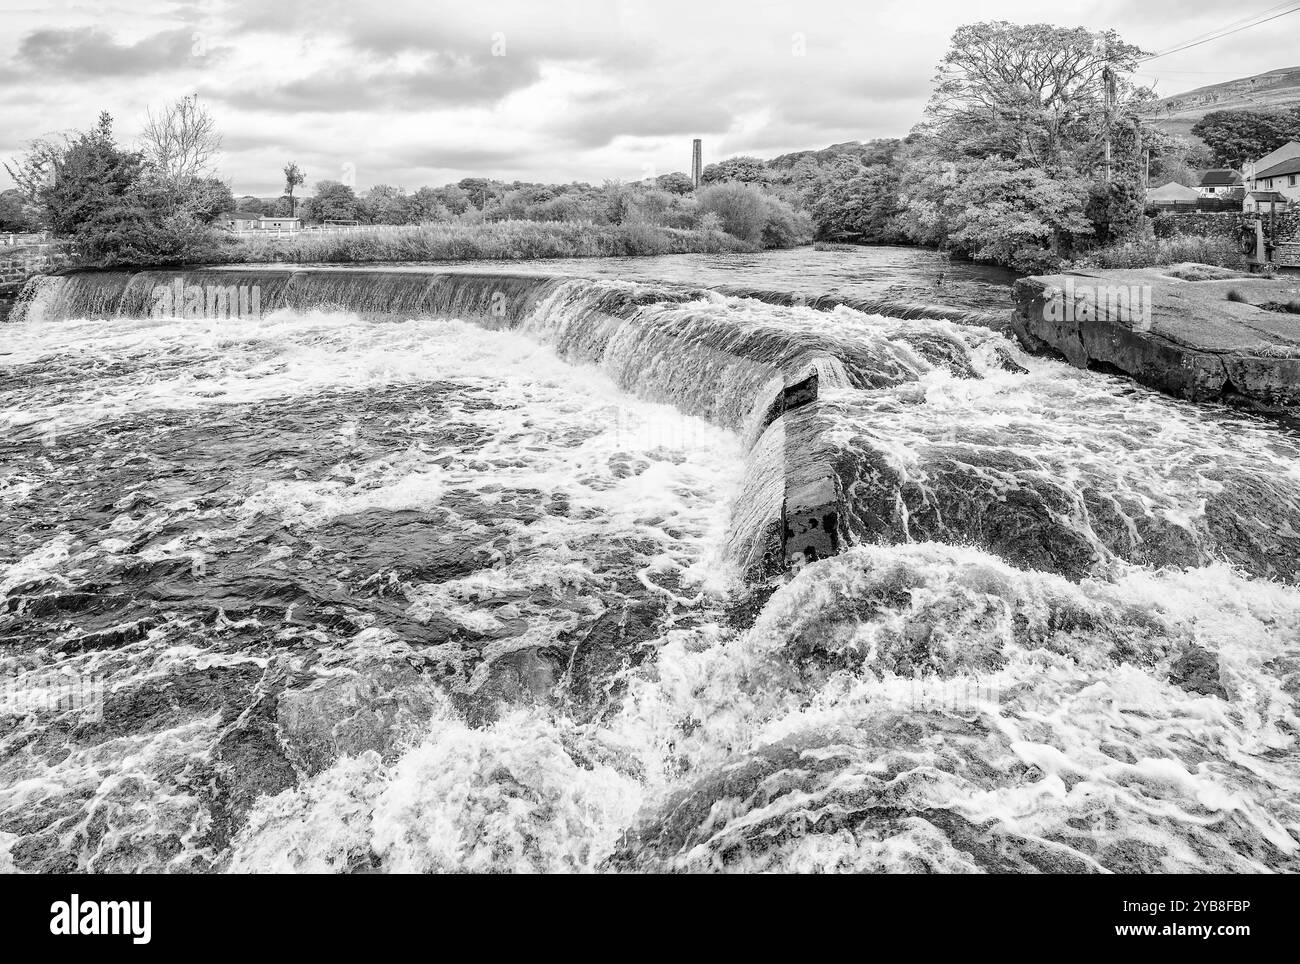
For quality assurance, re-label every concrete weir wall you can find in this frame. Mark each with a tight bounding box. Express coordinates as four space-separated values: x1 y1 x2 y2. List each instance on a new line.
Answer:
11 266 850 584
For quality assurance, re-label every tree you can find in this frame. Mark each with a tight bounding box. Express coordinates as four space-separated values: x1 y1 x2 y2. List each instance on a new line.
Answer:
700 155 768 186
0 189 36 232
4 111 227 266
696 182 809 247
924 22 1151 169
1085 177 1144 244
655 171 696 194
1191 109 1300 169
897 156 1093 270
362 184 414 224
302 180 361 222
283 162 305 218
188 177 236 223
409 187 451 222
235 195 266 215
808 161 906 242
457 177 496 209
139 95 222 188
13 112 143 237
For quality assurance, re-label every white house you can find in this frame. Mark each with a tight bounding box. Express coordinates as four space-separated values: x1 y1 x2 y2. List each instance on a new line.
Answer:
1244 142 1300 211
1197 168 1244 198
254 215 301 232
221 213 302 232
1243 141 1300 181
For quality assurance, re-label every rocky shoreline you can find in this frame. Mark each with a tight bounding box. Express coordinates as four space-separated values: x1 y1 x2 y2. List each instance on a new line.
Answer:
1012 267 1300 415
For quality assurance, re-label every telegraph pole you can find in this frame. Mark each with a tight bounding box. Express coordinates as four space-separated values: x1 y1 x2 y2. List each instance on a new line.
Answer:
1102 51 1114 182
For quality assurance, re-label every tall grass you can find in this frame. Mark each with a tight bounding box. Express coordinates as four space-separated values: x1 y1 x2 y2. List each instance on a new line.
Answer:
224 220 756 264
1073 236 1245 270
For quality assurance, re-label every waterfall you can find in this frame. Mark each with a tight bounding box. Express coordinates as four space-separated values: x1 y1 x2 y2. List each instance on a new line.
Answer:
13 266 1300 586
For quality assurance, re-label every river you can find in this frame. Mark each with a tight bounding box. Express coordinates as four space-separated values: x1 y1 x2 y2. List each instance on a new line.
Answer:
1 247 1298 873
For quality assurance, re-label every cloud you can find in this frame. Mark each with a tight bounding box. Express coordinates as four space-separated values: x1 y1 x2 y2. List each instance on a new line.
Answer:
557 96 735 148
14 26 223 77
210 50 542 113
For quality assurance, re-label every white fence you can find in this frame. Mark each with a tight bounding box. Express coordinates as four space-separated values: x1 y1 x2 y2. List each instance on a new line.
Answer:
1 232 54 248
227 223 440 239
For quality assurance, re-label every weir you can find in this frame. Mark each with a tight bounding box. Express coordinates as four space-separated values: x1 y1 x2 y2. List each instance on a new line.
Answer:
9 266 861 580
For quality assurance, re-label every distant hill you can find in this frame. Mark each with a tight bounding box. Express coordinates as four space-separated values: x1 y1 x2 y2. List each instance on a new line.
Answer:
1145 66 1300 138
767 140 899 170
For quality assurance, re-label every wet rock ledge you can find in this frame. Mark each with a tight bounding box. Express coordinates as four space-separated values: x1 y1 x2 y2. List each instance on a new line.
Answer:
1011 267 1300 414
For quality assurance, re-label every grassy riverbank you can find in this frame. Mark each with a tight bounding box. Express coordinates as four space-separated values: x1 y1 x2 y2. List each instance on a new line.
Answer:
225 220 756 264
1070 236 1246 271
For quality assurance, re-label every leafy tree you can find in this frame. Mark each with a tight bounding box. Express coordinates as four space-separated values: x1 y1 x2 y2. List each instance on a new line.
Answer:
700 155 768 186
808 161 906 242
362 184 414 224
697 182 809 246
303 180 361 222
409 186 452 222
11 113 143 237
457 177 496 209
283 161 305 217
0 189 35 232
897 156 1093 270
655 171 695 194
1085 177 1144 244
924 22 1150 169
188 177 236 223
1191 109 1300 168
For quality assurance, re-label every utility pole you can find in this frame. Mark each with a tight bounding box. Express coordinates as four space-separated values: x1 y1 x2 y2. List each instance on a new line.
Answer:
1097 33 1115 182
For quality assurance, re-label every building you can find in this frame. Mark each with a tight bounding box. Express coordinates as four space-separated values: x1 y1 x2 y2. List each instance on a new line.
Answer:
1244 143 1300 211
1243 141 1300 181
222 211 262 231
1197 169 1244 198
1145 181 1200 209
221 213 303 232
254 215 301 232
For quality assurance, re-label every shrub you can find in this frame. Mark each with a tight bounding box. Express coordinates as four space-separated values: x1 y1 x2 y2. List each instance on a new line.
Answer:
1070 236 1245 270
226 220 755 264
696 183 810 248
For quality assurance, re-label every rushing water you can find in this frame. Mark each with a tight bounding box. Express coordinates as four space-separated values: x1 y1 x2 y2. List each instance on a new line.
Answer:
2 255 1299 873
388 246 1019 315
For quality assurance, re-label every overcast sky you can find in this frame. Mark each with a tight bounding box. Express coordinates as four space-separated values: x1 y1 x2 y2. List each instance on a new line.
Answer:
1 0 1297 196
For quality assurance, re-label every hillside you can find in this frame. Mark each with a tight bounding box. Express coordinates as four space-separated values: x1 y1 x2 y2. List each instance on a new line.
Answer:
1145 65 1300 137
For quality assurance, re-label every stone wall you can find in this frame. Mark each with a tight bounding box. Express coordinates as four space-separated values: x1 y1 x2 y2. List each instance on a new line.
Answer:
1153 210 1300 242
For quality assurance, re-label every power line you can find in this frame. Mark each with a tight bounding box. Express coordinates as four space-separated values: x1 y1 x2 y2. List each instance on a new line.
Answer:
1146 0 1296 54
1142 3 1300 62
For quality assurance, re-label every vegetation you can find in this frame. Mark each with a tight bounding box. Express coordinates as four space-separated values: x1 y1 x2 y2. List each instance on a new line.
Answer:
4 102 233 266
1072 236 1245 270
0 188 37 232
1191 109 1300 169
2 19 1258 274
226 220 754 263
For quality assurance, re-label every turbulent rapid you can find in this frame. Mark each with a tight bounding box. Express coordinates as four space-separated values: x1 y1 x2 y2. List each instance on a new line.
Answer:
2 266 1299 873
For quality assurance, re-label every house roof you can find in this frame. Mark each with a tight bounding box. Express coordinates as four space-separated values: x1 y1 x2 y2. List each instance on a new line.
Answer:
1146 182 1199 201
1199 169 1243 186
1248 191 1288 202
258 214 300 221
1254 156 1300 180
1249 141 1300 173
